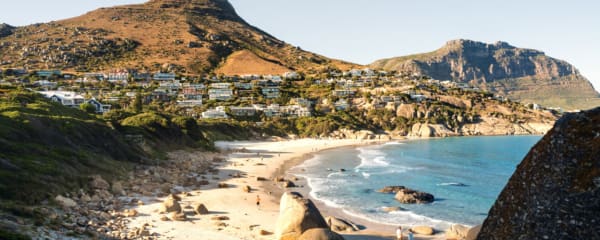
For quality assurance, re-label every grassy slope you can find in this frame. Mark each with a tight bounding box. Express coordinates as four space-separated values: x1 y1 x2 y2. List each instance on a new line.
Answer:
0 91 144 203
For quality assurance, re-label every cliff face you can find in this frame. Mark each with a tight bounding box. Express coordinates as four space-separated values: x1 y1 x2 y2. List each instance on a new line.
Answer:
371 39 600 110
478 107 600 239
0 0 355 75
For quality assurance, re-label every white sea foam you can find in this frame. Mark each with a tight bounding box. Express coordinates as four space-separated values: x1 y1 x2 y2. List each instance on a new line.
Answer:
437 182 469 187
340 207 454 231
384 141 405 145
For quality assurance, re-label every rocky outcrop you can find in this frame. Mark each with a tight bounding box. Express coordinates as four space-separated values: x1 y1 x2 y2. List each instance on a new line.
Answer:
409 123 457 138
0 23 15 38
394 188 434 204
275 192 336 240
478 107 600 239
371 39 600 110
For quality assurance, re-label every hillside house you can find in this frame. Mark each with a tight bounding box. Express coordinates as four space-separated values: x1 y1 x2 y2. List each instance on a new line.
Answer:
281 105 311 118
333 89 356 97
283 72 300 79
106 70 129 83
177 99 203 108
210 83 231 89
229 106 257 117
290 98 312 107
262 87 280 99
234 82 254 90
208 88 233 101
39 91 85 108
153 72 176 81
36 70 61 78
86 98 111 113
202 106 228 119
84 73 105 81
33 80 57 89
263 104 282 117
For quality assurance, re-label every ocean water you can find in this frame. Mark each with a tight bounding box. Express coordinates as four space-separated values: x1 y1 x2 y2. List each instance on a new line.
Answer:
289 136 541 229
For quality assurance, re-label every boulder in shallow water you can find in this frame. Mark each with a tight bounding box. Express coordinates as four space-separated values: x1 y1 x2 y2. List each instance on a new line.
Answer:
394 188 434 204
377 186 405 194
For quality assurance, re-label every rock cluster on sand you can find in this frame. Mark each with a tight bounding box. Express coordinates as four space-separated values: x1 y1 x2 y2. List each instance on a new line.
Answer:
325 216 360 232
411 225 434 235
275 192 344 240
478 108 600 239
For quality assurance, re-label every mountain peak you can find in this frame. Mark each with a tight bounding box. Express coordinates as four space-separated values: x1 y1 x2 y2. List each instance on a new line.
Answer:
370 39 600 110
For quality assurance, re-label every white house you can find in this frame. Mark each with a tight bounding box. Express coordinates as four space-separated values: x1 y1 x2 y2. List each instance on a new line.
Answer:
202 106 228 119
39 91 85 108
177 100 203 108
153 72 176 81
208 89 233 101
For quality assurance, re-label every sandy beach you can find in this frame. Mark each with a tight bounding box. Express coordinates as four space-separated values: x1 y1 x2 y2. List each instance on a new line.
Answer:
126 138 445 240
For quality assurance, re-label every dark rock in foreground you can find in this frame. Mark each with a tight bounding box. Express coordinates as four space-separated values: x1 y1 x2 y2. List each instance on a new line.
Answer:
478 107 600 240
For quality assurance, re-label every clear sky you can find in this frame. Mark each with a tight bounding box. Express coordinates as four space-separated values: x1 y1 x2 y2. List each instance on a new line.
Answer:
1 0 598 90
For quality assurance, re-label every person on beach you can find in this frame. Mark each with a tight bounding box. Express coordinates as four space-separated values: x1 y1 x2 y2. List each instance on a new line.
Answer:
256 195 261 209
407 231 414 240
396 226 403 240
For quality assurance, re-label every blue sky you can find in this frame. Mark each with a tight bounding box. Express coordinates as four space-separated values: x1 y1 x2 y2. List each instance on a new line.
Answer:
1 0 598 90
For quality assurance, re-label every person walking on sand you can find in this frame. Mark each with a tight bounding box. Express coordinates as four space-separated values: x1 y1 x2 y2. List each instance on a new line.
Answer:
396 226 403 240
256 195 261 210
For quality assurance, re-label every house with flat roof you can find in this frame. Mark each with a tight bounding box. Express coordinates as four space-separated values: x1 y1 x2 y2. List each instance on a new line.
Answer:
262 87 280 99
39 91 85 108
229 106 257 117
153 72 176 81
202 106 228 119
208 88 233 101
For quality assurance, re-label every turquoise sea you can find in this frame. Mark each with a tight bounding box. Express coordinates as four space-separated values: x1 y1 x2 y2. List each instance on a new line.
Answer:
289 136 541 229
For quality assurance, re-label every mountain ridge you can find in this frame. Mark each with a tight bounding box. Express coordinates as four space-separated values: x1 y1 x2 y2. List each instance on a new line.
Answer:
0 0 356 75
370 39 600 110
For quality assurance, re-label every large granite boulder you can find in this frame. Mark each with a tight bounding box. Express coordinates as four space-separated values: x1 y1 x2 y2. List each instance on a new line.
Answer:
275 192 331 240
394 188 434 204
298 228 344 240
446 224 470 240
478 108 600 239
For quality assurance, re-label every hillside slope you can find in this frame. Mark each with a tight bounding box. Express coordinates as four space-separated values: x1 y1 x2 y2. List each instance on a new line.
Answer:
0 0 356 75
371 39 600 110
478 107 600 239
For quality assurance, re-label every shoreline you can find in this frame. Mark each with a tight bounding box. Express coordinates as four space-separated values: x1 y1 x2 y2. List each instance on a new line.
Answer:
264 140 447 240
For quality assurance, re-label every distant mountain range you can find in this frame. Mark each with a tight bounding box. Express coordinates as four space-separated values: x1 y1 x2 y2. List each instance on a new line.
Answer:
370 39 600 110
0 0 355 75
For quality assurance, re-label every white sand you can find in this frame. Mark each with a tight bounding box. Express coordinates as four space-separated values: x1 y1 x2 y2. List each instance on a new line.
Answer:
126 138 443 240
